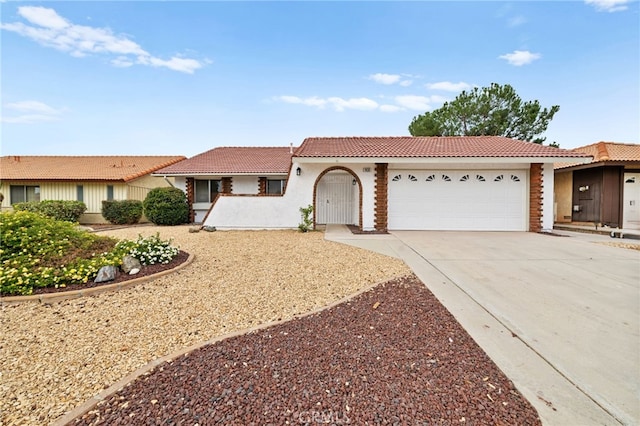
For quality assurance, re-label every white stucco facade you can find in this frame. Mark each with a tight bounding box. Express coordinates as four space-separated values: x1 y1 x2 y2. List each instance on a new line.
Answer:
204 162 379 230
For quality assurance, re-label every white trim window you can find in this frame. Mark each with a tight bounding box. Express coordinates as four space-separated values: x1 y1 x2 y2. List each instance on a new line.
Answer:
267 179 285 195
195 179 221 202
10 185 40 204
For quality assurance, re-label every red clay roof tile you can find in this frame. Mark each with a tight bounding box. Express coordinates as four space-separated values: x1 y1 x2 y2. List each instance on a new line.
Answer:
0 156 186 181
554 141 640 169
294 136 591 158
157 147 294 175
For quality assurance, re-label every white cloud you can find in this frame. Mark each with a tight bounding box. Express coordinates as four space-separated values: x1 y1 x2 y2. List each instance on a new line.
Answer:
498 50 541 66
508 15 527 27
426 81 472 92
0 6 204 74
368 73 401 85
368 72 413 87
585 0 630 12
275 95 379 112
2 100 63 124
394 95 432 111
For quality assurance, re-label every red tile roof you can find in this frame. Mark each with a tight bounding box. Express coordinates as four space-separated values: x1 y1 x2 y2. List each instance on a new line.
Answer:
0 156 186 182
555 141 640 169
157 147 294 175
295 136 591 158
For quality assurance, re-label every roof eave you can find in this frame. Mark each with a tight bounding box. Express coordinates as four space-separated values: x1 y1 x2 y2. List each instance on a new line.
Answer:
295 156 592 164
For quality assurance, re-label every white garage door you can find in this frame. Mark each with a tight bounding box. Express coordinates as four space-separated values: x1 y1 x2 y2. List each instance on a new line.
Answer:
388 170 528 231
623 172 640 230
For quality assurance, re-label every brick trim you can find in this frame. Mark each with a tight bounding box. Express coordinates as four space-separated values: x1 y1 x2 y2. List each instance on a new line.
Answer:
529 163 543 233
258 177 267 195
185 177 195 223
313 166 363 231
221 177 232 194
374 163 388 232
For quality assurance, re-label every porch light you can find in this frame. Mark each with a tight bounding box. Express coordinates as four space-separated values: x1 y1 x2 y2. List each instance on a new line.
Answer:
352 179 357 185
296 167 301 176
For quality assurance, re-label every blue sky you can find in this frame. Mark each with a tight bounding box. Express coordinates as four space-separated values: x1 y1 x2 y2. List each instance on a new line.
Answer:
1 1 638 157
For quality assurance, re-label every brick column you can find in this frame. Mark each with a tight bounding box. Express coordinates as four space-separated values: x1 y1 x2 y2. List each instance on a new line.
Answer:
221 177 232 194
185 178 195 223
374 163 388 232
529 163 543 233
258 177 267 195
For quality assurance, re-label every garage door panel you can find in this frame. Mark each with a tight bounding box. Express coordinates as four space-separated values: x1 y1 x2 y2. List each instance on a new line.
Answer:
388 169 527 231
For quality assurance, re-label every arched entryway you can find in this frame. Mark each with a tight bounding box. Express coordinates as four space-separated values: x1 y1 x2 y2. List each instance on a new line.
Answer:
314 167 362 227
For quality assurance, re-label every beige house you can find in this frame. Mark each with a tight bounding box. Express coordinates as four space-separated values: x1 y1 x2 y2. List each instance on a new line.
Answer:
0 155 185 223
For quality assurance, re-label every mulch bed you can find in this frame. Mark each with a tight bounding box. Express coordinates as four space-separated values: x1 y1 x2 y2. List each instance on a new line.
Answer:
29 251 190 295
72 274 541 425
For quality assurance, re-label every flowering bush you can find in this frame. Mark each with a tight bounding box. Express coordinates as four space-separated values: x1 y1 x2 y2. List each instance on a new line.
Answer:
117 233 179 265
0 211 179 296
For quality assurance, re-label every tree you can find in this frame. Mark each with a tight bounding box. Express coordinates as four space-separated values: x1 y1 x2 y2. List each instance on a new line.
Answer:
409 83 559 144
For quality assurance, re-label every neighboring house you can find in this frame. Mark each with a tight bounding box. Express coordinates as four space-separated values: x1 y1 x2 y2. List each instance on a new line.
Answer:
155 147 294 223
554 141 640 230
0 155 186 223
157 136 590 232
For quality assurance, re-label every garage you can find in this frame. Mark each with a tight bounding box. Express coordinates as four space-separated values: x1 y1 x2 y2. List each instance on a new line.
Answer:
388 169 528 231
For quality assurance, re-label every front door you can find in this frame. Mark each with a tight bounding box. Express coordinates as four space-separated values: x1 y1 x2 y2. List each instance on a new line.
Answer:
316 172 355 225
623 172 640 230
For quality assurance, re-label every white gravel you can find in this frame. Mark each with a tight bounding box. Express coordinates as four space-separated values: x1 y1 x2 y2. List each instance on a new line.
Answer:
0 227 409 425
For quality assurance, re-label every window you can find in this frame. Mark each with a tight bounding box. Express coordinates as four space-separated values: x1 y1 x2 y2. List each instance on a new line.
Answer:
494 175 504 182
195 179 221 203
460 174 470 182
392 175 402 181
408 175 417 182
626 177 636 184
10 185 40 204
442 174 451 182
511 175 521 182
425 174 435 182
76 185 84 202
476 174 486 182
106 185 114 201
267 179 285 195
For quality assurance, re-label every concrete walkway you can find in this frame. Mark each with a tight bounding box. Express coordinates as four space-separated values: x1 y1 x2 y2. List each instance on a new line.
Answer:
325 225 640 426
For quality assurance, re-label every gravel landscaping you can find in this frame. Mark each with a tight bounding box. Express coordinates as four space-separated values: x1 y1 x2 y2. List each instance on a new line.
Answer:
73 274 541 425
1 227 409 425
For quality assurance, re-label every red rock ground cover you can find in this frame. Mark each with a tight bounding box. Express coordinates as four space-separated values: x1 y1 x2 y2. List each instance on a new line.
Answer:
72 274 540 425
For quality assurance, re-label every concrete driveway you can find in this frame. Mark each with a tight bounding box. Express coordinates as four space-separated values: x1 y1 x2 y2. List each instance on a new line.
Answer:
326 227 640 426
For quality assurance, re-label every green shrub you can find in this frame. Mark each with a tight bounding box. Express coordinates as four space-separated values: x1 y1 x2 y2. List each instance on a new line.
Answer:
0 211 180 295
0 211 120 295
298 204 314 232
14 200 87 222
102 200 143 225
116 233 179 265
143 187 189 226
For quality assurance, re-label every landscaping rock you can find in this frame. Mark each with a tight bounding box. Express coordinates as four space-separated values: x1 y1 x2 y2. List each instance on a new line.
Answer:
202 225 216 232
128 268 140 275
121 255 142 273
188 226 201 233
94 265 119 283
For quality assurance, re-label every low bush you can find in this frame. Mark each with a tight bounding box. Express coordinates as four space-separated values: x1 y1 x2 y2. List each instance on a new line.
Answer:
102 200 143 225
14 200 87 222
143 187 189 226
0 211 179 296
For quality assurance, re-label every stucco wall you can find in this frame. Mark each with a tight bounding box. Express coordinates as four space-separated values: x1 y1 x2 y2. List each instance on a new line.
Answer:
554 170 573 223
204 162 378 230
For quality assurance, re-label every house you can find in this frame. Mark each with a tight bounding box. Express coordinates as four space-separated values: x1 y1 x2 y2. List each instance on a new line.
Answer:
554 142 640 230
155 147 295 223
0 155 186 223
156 136 590 232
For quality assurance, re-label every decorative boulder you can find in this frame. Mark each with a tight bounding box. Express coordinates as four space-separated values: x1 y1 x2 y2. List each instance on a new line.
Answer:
203 226 217 232
189 226 201 233
94 265 119 283
129 268 140 275
122 255 142 273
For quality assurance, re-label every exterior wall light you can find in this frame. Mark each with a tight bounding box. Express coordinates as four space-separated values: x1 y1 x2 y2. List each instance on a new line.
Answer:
296 167 301 176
